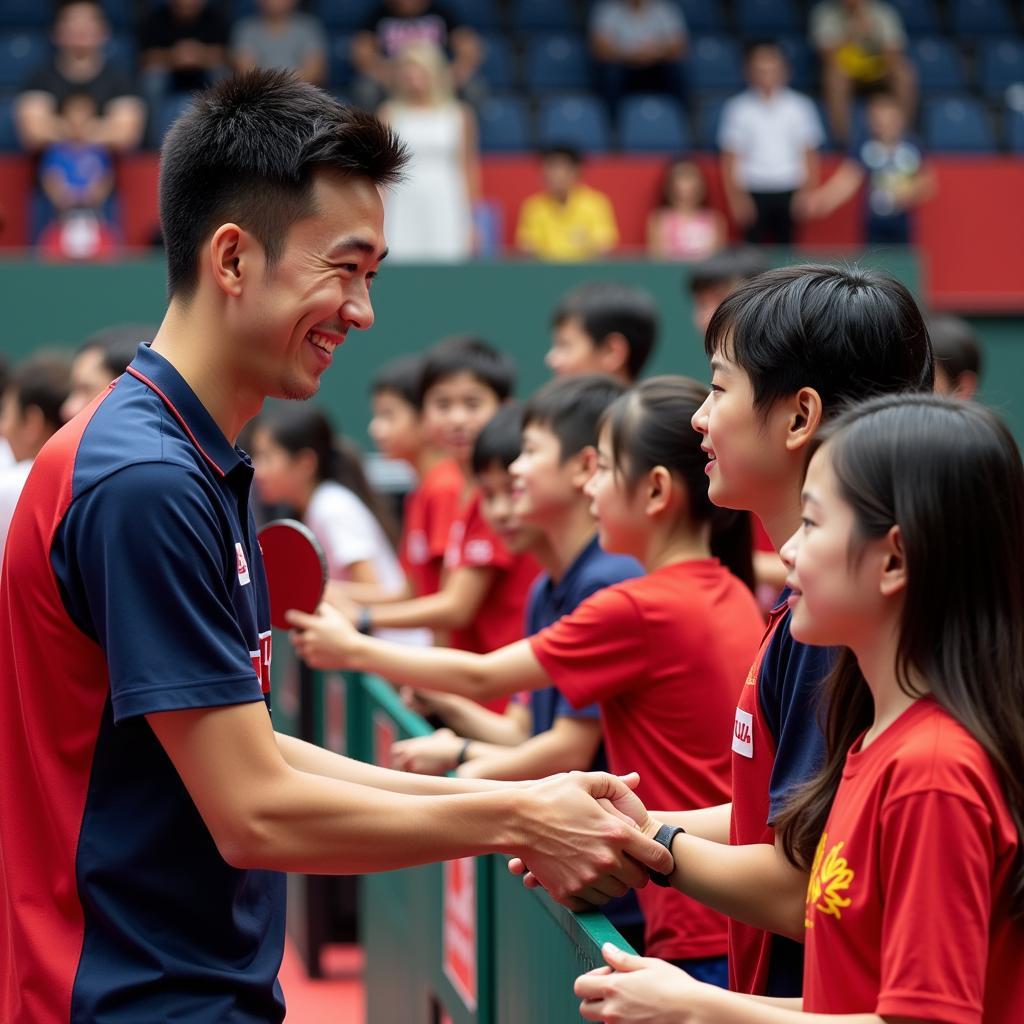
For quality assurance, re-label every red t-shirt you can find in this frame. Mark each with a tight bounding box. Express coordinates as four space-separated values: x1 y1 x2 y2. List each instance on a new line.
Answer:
804 697 1024 1024
530 558 764 961
401 458 463 597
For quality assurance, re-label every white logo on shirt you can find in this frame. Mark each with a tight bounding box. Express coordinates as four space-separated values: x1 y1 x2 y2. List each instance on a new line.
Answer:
732 707 754 759
235 542 251 586
464 539 494 565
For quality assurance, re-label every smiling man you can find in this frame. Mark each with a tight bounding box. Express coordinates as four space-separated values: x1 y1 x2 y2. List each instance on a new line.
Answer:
0 71 670 1024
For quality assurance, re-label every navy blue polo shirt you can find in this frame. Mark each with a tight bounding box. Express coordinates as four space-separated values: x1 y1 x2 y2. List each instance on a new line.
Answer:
8 343 287 1022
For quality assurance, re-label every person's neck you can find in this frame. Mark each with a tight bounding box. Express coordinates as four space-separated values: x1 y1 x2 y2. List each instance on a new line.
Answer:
540 500 599 583
57 50 103 81
756 84 781 99
643 520 712 573
149 302 263 445
414 444 448 478
854 622 927 749
758 485 803 554
294 480 318 520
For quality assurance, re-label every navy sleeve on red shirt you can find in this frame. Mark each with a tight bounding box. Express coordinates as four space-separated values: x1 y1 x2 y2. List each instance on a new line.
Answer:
758 613 834 822
53 460 264 723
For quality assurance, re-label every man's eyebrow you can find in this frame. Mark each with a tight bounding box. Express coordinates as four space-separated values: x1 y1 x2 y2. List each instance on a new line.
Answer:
710 358 730 375
326 237 388 262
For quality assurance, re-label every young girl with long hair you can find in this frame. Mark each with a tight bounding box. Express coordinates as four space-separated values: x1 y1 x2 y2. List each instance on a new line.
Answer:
647 158 726 262
289 376 763 983
573 394 1024 1023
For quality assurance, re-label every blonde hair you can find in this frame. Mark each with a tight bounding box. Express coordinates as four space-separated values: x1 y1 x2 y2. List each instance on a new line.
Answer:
392 41 455 106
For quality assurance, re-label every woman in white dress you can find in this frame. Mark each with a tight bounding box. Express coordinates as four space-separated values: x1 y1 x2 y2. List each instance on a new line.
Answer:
379 41 479 262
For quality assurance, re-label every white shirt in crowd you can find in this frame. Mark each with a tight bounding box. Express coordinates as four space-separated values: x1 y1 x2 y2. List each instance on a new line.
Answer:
0 460 33 561
719 87 825 193
305 480 430 648
0 439 14 471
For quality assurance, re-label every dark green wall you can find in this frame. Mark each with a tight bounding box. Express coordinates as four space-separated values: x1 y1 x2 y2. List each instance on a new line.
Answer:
1 253 1020 441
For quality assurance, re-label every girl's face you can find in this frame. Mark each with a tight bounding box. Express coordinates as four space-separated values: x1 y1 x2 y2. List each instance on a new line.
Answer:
396 57 432 101
584 423 648 559
781 446 893 649
250 428 310 507
669 164 703 207
369 389 420 462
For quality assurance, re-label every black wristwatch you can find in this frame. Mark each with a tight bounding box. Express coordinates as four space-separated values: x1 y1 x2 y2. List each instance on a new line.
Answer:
356 606 373 635
649 824 685 887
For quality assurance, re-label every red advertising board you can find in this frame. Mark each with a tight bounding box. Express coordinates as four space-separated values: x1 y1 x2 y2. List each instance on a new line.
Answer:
443 857 477 1012
373 711 396 768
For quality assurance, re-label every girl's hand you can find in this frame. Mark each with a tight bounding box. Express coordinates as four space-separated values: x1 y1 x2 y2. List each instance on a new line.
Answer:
286 602 359 669
391 728 463 775
400 686 458 719
574 943 699 1023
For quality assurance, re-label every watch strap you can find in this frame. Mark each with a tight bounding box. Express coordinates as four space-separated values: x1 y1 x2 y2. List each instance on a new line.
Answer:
649 824 685 887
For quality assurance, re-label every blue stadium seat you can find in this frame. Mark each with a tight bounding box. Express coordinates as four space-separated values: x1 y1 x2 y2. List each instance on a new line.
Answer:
149 93 193 149
480 35 516 92
777 36 816 92
312 0 377 31
695 95 728 149
618 94 690 152
1007 107 1024 151
671 0 724 34
951 0 1014 36
687 36 743 94
0 0 50 30
0 32 48 91
525 34 590 92
228 0 260 21
537 94 610 152
511 0 576 33
0 95 20 152
887 0 941 33
923 97 996 151
735 0 801 36
907 38 967 93
99 0 133 30
980 40 1024 98
477 95 531 152
104 32 137 75
444 0 502 32
328 35 353 90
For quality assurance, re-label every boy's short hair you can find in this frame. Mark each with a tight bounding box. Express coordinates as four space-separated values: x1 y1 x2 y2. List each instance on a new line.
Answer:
418 335 516 405
552 282 659 381
522 374 629 461
76 324 153 378
471 403 523 476
371 354 424 410
706 264 933 417
541 145 582 166
927 314 982 385
160 70 407 299
9 353 72 432
688 246 768 296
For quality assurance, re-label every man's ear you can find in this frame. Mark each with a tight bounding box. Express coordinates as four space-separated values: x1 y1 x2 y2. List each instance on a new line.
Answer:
597 333 630 378
878 524 907 598
208 223 260 299
784 386 824 455
570 445 598 488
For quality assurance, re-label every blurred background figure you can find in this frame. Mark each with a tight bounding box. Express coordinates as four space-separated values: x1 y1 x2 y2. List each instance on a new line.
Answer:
588 0 687 113
0 360 12 471
929 314 983 400
719 41 825 245
351 0 483 110
647 158 725 261
231 0 326 85
61 323 153 422
811 0 916 145
687 247 769 338
380 42 478 262
516 146 618 262
139 0 229 103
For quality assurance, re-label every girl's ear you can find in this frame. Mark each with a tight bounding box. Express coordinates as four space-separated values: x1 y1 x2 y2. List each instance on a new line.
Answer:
878 524 907 597
644 465 675 517
784 386 824 455
571 445 598 488
295 447 318 480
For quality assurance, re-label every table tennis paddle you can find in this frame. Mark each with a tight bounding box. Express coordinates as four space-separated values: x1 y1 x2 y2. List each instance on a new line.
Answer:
258 519 328 630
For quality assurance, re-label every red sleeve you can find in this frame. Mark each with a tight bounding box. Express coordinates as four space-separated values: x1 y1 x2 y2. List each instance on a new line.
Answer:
456 499 513 571
424 481 462 561
528 586 646 708
876 791 993 1024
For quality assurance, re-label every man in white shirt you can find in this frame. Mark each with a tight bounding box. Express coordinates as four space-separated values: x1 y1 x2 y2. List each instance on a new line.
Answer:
718 42 825 245
0 353 71 559
0 358 14 472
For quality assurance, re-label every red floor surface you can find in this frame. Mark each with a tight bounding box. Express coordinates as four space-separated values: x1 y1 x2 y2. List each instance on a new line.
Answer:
279 940 365 1023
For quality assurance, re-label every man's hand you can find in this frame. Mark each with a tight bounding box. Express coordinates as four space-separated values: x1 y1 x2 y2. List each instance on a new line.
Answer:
512 772 671 909
287 602 359 669
391 728 463 775
575 943 701 1023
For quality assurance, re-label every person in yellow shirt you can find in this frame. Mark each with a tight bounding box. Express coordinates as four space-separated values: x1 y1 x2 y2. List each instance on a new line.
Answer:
515 146 619 261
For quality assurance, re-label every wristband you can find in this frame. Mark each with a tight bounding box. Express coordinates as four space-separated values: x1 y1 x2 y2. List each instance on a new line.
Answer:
648 824 685 887
455 738 473 766
356 606 373 635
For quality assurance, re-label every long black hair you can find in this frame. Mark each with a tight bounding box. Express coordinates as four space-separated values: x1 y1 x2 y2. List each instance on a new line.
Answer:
775 394 1024 916
257 404 400 550
602 376 755 591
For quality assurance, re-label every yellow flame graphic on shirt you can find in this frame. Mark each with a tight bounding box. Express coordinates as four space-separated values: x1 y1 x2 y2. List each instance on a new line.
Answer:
805 832 855 927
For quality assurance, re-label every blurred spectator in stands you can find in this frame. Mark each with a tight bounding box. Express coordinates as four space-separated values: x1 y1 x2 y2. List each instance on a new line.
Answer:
36 91 120 261
0 359 12 472
929 314 983 400
352 0 483 110
718 41 824 245
516 146 619 262
804 91 934 244
62 323 152 422
0 353 70 559
647 158 726 261
379 42 477 261
139 0 228 103
231 0 326 86
687 245 768 335
811 0 916 145
589 0 687 112
15 0 145 156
